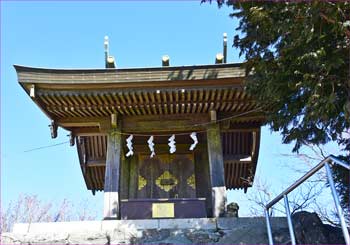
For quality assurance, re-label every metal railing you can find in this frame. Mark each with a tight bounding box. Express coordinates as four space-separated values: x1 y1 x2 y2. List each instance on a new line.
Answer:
264 155 350 245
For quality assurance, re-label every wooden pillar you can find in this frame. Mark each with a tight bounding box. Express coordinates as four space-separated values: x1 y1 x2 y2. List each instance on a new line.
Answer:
103 118 121 219
207 111 227 217
194 145 212 216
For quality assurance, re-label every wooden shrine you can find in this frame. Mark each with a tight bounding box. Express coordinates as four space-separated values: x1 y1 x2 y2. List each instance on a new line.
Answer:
15 39 264 219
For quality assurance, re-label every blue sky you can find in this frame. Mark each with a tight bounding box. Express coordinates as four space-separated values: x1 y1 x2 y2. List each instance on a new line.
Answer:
1 1 338 218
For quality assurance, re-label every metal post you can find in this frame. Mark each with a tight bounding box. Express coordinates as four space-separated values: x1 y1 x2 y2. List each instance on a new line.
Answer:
284 195 296 245
325 162 350 245
265 208 274 245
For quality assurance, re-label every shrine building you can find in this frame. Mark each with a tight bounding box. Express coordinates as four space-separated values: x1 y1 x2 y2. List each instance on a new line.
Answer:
15 36 264 220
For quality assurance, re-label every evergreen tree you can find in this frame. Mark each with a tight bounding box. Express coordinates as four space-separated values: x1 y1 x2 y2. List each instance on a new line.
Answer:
208 0 350 219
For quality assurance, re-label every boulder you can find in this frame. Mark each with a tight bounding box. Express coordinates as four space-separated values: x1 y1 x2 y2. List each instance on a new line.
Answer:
292 211 328 244
292 211 347 244
323 224 346 244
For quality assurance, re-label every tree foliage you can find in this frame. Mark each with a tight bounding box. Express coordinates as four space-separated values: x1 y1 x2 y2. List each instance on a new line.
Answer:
229 1 349 152
206 0 350 219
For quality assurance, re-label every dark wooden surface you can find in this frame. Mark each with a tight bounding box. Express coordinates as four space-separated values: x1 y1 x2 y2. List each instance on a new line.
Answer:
207 124 225 188
120 150 129 200
207 123 226 217
136 154 195 199
194 145 212 216
103 126 121 218
120 198 207 219
104 133 121 193
128 155 138 199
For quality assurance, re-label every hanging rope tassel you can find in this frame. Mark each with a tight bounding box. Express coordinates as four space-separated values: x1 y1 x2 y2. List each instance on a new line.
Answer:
147 135 155 158
168 134 176 154
189 132 198 151
126 134 134 157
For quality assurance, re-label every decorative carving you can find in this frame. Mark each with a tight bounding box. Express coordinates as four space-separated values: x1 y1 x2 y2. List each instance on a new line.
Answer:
187 174 196 189
156 171 178 192
138 175 147 191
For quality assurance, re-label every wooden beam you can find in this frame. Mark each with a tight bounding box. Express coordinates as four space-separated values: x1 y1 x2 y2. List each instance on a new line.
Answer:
57 117 112 134
57 117 109 128
86 159 105 167
103 123 122 219
207 123 227 217
132 143 206 154
122 114 209 133
71 127 106 136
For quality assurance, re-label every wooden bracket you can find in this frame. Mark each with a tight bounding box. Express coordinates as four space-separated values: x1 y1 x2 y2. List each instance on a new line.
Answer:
69 133 75 146
30 84 35 98
210 110 217 122
111 113 117 129
49 120 58 139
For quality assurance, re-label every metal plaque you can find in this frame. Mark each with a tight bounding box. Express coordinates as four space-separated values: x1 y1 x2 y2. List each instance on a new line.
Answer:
152 203 174 218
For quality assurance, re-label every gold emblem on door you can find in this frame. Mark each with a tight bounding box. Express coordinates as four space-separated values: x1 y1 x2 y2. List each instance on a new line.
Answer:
155 171 178 192
138 175 147 191
187 174 196 189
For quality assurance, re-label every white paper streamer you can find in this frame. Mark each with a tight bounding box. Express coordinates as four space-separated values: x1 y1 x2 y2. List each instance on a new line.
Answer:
189 132 198 151
147 135 155 158
126 134 134 157
168 134 176 154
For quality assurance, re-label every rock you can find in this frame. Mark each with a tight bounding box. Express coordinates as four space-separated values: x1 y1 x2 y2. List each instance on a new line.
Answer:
292 211 328 244
1 233 22 244
155 234 192 244
225 202 239 217
323 224 346 244
218 225 268 244
20 233 69 244
68 232 108 244
134 229 171 243
185 229 220 243
135 229 192 244
272 227 291 244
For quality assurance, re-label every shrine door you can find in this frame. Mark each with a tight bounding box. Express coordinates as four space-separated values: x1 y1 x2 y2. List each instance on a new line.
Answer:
137 154 196 199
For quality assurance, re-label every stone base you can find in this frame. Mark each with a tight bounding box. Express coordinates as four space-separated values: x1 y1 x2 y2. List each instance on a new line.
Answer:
1 217 289 244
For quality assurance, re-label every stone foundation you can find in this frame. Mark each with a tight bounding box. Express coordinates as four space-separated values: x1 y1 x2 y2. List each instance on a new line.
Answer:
1 212 346 244
1 217 289 244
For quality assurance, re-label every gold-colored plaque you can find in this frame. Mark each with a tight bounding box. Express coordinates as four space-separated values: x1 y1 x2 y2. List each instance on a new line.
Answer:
152 203 174 218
